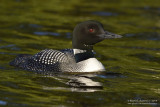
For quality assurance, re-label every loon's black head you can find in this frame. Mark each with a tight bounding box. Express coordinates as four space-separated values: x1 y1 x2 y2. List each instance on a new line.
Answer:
72 20 122 50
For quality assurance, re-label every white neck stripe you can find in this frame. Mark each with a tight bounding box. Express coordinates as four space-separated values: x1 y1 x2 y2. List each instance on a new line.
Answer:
73 49 94 55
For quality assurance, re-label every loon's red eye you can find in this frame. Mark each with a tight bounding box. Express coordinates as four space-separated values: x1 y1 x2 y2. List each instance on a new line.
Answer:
89 28 94 32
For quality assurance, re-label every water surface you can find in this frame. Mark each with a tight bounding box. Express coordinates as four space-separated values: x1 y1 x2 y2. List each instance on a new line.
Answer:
0 0 160 106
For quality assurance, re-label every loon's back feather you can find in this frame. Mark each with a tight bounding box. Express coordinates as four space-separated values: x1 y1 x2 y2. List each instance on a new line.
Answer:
10 49 76 73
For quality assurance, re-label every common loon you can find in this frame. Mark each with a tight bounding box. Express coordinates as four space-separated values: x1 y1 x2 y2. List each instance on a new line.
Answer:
10 20 122 73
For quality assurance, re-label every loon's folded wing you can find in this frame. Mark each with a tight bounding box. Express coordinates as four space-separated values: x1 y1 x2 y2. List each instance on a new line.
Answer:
10 49 73 72
32 49 69 64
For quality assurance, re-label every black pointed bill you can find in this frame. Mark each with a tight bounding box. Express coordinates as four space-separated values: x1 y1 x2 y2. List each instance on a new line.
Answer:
99 31 122 39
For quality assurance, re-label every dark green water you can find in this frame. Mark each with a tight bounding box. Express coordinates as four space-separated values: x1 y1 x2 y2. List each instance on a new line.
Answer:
0 0 160 106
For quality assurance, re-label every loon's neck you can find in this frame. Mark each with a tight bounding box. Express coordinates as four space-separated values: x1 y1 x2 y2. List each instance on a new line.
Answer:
73 49 94 63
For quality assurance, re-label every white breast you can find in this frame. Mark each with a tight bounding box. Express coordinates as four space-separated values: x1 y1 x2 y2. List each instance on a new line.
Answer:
77 58 106 72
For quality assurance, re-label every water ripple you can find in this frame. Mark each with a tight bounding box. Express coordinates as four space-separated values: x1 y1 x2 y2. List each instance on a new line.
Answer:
92 11 118 16
0 44 20 51
97 72 126 79
34 31 72 39
0 100 7 106
34 31 60 36
129 53 160 63
125 32 160 40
